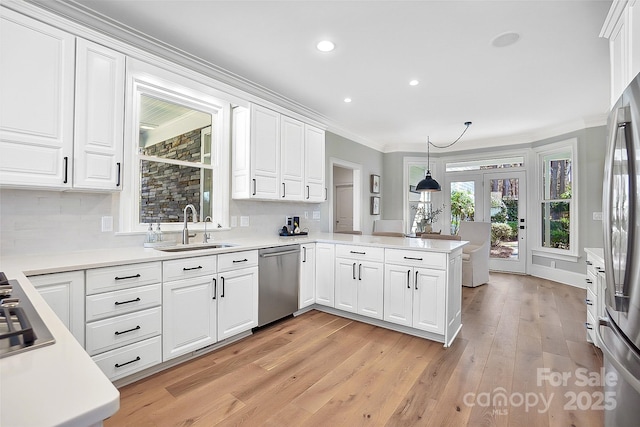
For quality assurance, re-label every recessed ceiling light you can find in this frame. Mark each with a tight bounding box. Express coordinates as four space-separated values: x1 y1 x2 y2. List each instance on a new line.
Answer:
491 32 520 48
317 40 335 52
344 97 352 103
409 80 419 86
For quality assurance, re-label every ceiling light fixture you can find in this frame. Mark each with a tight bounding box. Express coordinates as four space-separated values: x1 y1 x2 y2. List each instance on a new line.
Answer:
317 40 335 52
415 121 473 192
409 80 419 86
344 97 352 103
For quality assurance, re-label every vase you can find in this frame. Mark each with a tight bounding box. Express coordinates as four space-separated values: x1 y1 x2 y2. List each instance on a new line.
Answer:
424 224 432 233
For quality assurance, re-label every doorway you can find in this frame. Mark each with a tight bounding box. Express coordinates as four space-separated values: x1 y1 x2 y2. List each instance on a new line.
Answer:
446 167 527 274
329 159 362 233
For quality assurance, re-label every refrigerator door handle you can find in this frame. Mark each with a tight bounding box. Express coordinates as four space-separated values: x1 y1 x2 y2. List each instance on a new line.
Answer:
597 316 640 395
603 106 633 311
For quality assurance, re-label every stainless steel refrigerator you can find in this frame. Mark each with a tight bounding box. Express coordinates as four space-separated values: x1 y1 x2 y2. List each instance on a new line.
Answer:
600 72 640 427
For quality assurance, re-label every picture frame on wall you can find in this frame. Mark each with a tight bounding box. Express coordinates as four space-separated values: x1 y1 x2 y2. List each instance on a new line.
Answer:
371 196 380 215
370 174 380 194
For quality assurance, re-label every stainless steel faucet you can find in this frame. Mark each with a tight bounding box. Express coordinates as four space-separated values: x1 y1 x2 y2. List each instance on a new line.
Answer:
182 204 198 244
203 216 212 243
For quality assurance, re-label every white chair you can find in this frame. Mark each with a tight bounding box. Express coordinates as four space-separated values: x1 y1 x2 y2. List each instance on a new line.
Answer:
373 219 404 234
458 221 491 287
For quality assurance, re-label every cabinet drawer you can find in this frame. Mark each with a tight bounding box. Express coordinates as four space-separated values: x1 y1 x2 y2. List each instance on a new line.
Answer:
86 283 161 322
86 262 161 295
335 245 384 262
586 309 598 346
163 255 217 282
86 306 162 356
92 336 162 381
385 249 446 270
218 250 258 272
586 270 597 295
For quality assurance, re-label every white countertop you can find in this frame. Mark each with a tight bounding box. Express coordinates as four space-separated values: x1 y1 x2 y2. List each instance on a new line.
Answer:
584 247 604 263
0 232 466 426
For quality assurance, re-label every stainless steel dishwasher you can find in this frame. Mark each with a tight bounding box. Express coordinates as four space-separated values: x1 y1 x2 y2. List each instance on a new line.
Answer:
258 245 300 327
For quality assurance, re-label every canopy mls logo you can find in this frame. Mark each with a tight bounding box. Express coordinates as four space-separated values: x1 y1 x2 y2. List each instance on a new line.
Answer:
463 368 618 415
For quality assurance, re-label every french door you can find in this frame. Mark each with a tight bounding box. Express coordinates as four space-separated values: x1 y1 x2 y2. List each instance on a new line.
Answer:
447 170 527 274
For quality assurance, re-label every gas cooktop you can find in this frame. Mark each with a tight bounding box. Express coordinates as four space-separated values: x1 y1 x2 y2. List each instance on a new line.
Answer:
0 273 55 359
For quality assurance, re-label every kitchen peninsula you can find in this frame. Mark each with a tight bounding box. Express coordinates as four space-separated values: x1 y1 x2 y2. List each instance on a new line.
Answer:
0 233 465 426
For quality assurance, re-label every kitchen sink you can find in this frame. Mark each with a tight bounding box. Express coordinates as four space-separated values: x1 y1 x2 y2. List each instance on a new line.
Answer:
156 243 236 252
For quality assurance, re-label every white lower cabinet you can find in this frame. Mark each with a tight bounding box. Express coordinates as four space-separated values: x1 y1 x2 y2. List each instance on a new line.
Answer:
334 245 384 319
585 249 606 347
384 264 446 334
299 243 316 309
217 265 258 340
29 270 85 347
315 243 335 307
85 262 162 380
163 276 217 361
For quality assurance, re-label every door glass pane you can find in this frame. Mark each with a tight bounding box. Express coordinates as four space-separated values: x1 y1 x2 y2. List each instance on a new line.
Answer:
450 181 475 234
489 178 520 260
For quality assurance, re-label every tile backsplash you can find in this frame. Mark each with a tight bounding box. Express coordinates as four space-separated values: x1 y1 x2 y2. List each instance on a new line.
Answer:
0 189 323 256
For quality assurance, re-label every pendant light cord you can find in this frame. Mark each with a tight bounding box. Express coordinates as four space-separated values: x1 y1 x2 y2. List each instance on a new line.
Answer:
428 121 472 149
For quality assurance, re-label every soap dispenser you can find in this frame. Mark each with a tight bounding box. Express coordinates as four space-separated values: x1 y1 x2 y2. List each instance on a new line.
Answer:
146 223 155 243
155 223 163 242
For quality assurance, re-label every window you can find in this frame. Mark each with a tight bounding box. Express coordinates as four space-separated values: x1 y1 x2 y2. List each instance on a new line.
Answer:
534 139 578 259
120 59 230 234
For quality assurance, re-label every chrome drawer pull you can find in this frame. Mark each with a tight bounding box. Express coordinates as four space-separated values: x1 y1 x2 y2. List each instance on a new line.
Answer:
114 325 141 335
403 256 423 261
232 259 248 263
350 251 366 255
115 274 141 281
183 266 203 271
114 297 141 306
115 356 140 368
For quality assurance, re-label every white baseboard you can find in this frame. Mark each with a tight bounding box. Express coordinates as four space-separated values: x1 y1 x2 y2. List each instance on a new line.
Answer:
529 264 586 288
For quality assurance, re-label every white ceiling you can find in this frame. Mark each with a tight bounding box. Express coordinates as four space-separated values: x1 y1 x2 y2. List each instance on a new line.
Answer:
59 0 613 153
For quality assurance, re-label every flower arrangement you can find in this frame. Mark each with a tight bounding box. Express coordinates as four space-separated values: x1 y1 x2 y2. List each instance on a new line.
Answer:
411 204 445 224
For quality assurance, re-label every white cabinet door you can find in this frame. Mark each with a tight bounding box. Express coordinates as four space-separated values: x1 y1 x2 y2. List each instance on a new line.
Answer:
29 271 85 347
280 115 304 200
304 125 326 202
356 261 384 319
163 276 217 361
335 258 357 313
0 8 75 188
217 266 258 340
299 244 316 309
383 265 413 327
413 269 446 334
315 243 335 307
73 38 125 190
250 104 280 199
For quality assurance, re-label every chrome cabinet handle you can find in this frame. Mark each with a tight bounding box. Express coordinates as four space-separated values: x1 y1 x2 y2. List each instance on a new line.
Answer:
358 263 362 280
115 274 141 281
221 276 225 298
252 179 256 195
282 182 286 198
350 251 366 255
303 246 307 263
116 162 121 187
212 277 217 300
183 266 203 271
415 271 419 289
232 259 248 263
352 263 356 280
306 185 310 200
63 156 69 184
407 270 410 289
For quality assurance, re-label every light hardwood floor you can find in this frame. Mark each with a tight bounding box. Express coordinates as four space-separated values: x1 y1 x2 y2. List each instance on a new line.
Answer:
105 273 604 426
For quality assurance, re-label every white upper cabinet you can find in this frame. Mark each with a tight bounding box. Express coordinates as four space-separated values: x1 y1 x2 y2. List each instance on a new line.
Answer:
0 8 125 190
232 103 325 202
0 8 75 188
601 0 640 105
73 39 125 190
280 115 304 200
304 125 326 202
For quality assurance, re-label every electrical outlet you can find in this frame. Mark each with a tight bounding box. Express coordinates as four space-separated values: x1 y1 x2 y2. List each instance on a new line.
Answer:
593 212 603 221
240 216 250 227
101 216 113 232
550 261 556 269
230 216 237 227
313 210 320 220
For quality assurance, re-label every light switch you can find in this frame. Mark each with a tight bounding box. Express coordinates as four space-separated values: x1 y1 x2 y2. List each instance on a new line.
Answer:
313 211 320 220
240 216 250 227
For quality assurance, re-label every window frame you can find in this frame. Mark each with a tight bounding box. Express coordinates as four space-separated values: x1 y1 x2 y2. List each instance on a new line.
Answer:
531 138 579 261
119 60 230 235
